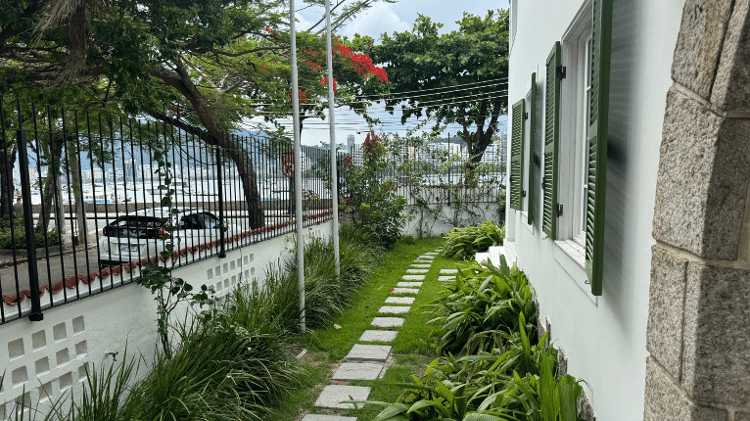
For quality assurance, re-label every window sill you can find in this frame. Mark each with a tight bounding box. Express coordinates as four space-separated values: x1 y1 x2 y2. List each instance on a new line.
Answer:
553 240 598 305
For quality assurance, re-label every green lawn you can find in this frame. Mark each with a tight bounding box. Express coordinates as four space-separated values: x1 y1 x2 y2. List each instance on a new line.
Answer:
276 236 481 421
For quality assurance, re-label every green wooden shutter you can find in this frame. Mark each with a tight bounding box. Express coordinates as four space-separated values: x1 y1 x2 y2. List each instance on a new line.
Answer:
585 0 613 296
527 72 537 225
510 98 525 211
542 42 561 239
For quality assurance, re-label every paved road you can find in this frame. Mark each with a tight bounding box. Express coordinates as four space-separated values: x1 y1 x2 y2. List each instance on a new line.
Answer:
0 214 295 299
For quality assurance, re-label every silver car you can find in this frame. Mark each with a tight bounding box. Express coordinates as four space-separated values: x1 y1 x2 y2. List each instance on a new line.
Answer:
97 207 236 269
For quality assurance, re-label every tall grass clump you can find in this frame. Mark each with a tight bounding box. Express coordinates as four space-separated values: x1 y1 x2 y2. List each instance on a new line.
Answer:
281 224 380 330
120 283 303 420
442 221 505 260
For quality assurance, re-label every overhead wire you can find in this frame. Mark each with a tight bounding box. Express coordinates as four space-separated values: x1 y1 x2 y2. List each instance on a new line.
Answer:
242 79 509 106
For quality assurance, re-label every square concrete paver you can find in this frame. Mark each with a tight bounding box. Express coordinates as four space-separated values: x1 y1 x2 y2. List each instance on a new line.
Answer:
402 274 426 281
360 330 398 342
315 385 371 409
302 415 357 421
385 296 415 305
332 362 384 380
411 264 431 268
379 305 410 314
397 282 422 287
438 276 456 281
406 269 428 274
371 317 405 327
391 287 419 294
440 269 458 274
345 344 392 361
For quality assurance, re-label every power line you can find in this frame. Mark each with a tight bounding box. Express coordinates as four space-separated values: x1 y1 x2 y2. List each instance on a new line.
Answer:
242 79 509 107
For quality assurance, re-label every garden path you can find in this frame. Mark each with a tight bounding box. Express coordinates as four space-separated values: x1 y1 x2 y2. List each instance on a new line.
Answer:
301 250 444 421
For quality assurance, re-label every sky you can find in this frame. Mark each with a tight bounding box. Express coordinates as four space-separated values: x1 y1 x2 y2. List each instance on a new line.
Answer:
243 0 509 146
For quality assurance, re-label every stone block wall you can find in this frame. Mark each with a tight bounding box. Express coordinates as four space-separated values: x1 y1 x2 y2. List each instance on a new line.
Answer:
645 0 750 419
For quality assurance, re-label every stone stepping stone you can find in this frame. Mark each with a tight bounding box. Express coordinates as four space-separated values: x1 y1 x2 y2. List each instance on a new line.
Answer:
440 269 458 274
391 287 419 294
438 276 456 281
345 344 392 361
411 264 431 268
332 362 385 380
402 274 426 281
371 317 405 327
418 255 435 259
302 415 357 421
397 282 422 287
406 269 428 274
315 385 371 409
360 330 398 342
385 296 415 305
379 305 410 314
424 252 439 256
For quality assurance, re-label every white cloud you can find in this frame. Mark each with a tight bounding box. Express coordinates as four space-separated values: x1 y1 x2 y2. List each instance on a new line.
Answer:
340 2 411 39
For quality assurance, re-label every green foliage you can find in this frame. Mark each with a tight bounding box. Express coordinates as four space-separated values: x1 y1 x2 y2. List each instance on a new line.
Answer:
352 10 509 164
370 264 583 421
427 259 537 356
278 230 379 330
0 216 61 249
341 133 407 248
442 221 505 260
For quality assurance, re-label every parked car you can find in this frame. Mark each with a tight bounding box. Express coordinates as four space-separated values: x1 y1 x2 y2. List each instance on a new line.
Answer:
98 207 236 269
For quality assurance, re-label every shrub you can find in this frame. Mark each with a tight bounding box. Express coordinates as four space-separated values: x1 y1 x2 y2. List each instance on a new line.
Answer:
442 221 504 260
370 264 582 421
427 259 537 355
0 216 61 249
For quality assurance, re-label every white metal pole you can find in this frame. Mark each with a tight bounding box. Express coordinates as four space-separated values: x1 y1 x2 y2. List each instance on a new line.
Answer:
324 0 341 276
290 0 305 332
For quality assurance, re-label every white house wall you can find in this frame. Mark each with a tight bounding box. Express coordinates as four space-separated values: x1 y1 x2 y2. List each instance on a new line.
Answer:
0 221 331 419
507 1 685 420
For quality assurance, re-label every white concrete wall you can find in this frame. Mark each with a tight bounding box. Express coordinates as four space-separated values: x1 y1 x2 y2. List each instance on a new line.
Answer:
0 221 331 419
507 1 684 420
403 202 501 237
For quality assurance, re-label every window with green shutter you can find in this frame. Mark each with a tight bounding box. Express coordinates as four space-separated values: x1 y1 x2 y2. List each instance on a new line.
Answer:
585 0 613 296
527 72 537 226
510 98 525 211
542 42 561 239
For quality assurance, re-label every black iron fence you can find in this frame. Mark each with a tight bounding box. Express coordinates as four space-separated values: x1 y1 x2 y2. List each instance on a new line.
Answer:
340 141 506 207
0 98 332 324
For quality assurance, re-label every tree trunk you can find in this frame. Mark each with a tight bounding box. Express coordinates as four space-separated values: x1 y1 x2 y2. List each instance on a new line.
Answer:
150 62 265 228
0 143 18 220
36 133 65 233
67 138 87 246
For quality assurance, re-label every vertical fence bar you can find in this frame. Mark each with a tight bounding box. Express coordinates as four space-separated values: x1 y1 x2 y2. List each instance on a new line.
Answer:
216 140 226 258
16 104 43 321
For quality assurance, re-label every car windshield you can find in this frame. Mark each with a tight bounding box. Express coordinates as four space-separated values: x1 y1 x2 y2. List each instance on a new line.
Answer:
104 216 166 239
112 216 165 228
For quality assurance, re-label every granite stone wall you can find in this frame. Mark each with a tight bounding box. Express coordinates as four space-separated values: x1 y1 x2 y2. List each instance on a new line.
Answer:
645 0 750 419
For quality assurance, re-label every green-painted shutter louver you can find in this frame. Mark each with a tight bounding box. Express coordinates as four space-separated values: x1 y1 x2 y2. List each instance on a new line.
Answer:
585 0 613 296
542 42 561 239
528 73 537 225
510 98 525 211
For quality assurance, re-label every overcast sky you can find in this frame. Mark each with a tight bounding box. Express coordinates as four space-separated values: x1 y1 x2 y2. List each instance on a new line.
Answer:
245 0 509 146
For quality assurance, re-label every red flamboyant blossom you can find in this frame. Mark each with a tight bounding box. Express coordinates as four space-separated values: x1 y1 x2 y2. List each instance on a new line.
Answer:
289 89 308 104
319 77 338 92
265 26 273 32
335 44 388 82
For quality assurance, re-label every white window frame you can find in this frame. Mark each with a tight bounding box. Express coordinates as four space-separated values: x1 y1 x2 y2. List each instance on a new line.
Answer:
557 0 593 259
